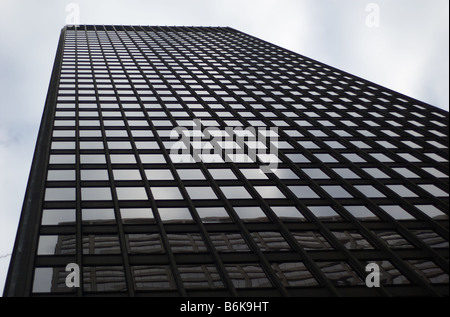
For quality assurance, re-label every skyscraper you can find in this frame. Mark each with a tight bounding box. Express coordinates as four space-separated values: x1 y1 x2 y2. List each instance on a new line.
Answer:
4 25 448 297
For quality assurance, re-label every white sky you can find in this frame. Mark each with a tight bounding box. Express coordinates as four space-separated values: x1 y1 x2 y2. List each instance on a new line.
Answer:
0 0 448 294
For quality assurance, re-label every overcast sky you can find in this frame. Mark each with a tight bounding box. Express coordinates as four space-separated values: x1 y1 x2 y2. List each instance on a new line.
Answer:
0 0 448 294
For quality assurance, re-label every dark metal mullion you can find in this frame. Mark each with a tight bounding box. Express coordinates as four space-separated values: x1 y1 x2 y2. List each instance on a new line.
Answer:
89 25 135 296
127 25 240 296
109 25 188 296
74 26 84 297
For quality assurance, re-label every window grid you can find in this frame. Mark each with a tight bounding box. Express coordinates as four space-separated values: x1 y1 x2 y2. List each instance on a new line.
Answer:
7 25 448 297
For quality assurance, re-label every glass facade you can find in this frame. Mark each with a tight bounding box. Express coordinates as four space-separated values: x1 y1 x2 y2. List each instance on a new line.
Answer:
4 25 448 297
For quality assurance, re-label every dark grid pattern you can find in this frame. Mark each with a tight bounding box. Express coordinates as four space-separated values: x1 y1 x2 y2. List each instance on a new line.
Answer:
4 25 449 297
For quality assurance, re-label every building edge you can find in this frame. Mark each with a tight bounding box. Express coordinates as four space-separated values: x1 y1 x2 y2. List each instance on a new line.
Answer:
3 27 67 297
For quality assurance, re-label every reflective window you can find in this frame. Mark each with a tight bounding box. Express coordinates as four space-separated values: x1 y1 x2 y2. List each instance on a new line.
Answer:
132 265 175 290
185 186 218 200
251 231 291 251
168 233 208 253
83 235 121 254
32 267 71 293
81 187 112 200
41 209 76 225
80 154 107 164
120 208 155 224
332 168 360 179
83 266 127 292
308 206 342 221
414 205 447 220
38 235 76 255
288 186 320 199
126 233 164 254
178 265 224 289
270 168 299 179
113 169 142 180
240 169 269 180
82 208 115 224
321 185 353 198
254 186 286 199
220 186 253 199
49 155 76 164
285 153 310 163
419 184 448 197
386 185 418 198
158 207 193 223
379 205 416 220
292 231 333 250
144 169 174 180
317 262 363 285
225 264 272 288
234 206 267 222
210 233 251 252
271 206 306 222
81 169 109 181
196 207 231 223
176 169 205 180
354 185 386 198
331 231 374 249
47 170 76 181
208 168 237 180
44 188 76 201
272 262 318 287
140 154 166 164
343 205 379 220
373 230 414 249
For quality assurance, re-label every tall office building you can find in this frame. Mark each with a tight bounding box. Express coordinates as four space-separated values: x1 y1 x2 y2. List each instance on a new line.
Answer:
4 25 448 297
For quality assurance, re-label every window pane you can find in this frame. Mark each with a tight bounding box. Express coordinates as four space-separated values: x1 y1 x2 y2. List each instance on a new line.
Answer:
81 187 112 200
196 207 231 223
254 186 286 199
44 188 76 201
185 187 218 200
116 187 148 200
234 206 267 222
288 186 320 199
220 186 253 199
41 209 76 225
151 187 183 200
158 208 193 223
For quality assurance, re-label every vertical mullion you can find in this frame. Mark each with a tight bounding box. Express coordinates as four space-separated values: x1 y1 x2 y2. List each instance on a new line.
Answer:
89 25 134 296
107 25 188 296
74 25 84 297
